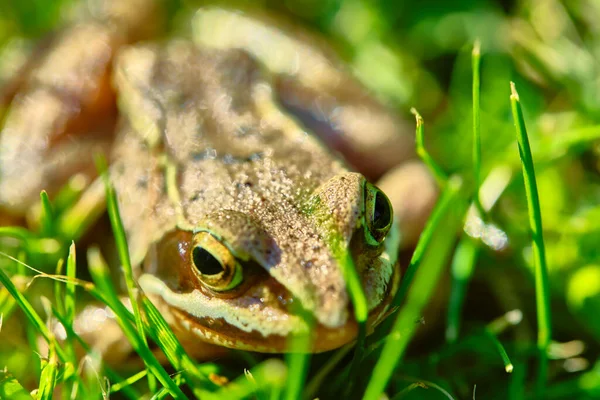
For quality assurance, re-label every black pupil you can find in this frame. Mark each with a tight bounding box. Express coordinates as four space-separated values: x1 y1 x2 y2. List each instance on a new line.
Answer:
373 191 391 230
192 247 224 275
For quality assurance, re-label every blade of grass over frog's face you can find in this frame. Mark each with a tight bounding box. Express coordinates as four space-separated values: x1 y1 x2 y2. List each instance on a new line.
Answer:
283 304 314 400
363 177 467 400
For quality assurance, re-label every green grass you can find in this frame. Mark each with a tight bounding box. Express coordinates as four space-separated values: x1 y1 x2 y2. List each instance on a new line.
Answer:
446 41 483 344
0 370 33 400
2 0 600 399
363 176 467 400
412 108 448 186
2 100 471 399
510 82 552 396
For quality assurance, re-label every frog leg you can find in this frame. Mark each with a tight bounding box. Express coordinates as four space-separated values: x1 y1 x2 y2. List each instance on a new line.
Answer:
0 0 164 216
0 37 42 116
0 27 118 215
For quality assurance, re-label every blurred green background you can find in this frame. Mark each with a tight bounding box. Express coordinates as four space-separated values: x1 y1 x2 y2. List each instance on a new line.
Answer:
1 0 600 399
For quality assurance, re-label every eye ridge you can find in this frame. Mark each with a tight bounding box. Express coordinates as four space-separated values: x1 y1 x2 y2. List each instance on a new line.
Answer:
192 246 225 276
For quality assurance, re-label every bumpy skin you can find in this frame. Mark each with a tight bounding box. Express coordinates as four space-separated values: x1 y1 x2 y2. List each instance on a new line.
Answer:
0 0 161 214
0 1 436 354
193 9 438 249
112 42 399 352
194 8 415 181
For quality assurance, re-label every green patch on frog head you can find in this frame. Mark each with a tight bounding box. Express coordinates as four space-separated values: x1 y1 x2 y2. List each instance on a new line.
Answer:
303 172 400 315
303 172 394 258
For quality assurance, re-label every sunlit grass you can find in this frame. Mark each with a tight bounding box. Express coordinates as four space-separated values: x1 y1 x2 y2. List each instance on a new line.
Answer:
510 81 552 395
446 41 483 344
0 369 31 400
0 61 584 400
471 40 484 218
2 0 600 399
0 129 476 399
412 108 448 186
363 176 467 400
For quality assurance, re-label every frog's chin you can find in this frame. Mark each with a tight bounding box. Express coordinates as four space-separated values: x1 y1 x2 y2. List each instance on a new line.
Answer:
177 267 398 353
139 260 399 353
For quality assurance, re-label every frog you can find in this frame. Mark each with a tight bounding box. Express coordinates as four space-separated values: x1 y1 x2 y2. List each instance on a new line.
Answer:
0 0 438 354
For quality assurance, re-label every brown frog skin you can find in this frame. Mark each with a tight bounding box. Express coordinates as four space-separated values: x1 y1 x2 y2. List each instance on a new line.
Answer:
0 0 161 215
0 0 437 354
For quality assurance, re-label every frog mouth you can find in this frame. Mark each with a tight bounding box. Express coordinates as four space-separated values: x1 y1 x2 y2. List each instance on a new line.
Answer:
174 259 399 353
138 213 401 352
138 257 400 353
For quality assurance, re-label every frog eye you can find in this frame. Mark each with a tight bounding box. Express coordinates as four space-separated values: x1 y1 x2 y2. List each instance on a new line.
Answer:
190 232 243 292
364 182 393 244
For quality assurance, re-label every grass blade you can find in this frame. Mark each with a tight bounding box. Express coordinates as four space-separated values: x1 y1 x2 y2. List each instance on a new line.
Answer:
39 191 55 237
284 309 314 400
0 227 33 243
285 350 310 400
0 288 17 323
390 378 456 400
446 236 479 342
86 248 187 399
0 370 33 400
140 295 221 398
53 259 64 317
472 41 484 216
444 42 484 345
52 174 89 215
49 305 142 400
59 243 78 394
367 108 453 342
412 108 447 186
96 157 158 392
510 82 551 394
56 178 106 242
363 176 466 400
214 359 287 400
64 242 76 327
304 345 352 399
0 267 67 362
110 370 148 395
484 328 514 373
339 250 368 394
37 341 58 400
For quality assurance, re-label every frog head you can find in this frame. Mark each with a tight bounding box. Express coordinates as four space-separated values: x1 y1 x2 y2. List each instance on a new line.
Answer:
138 171 400 352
